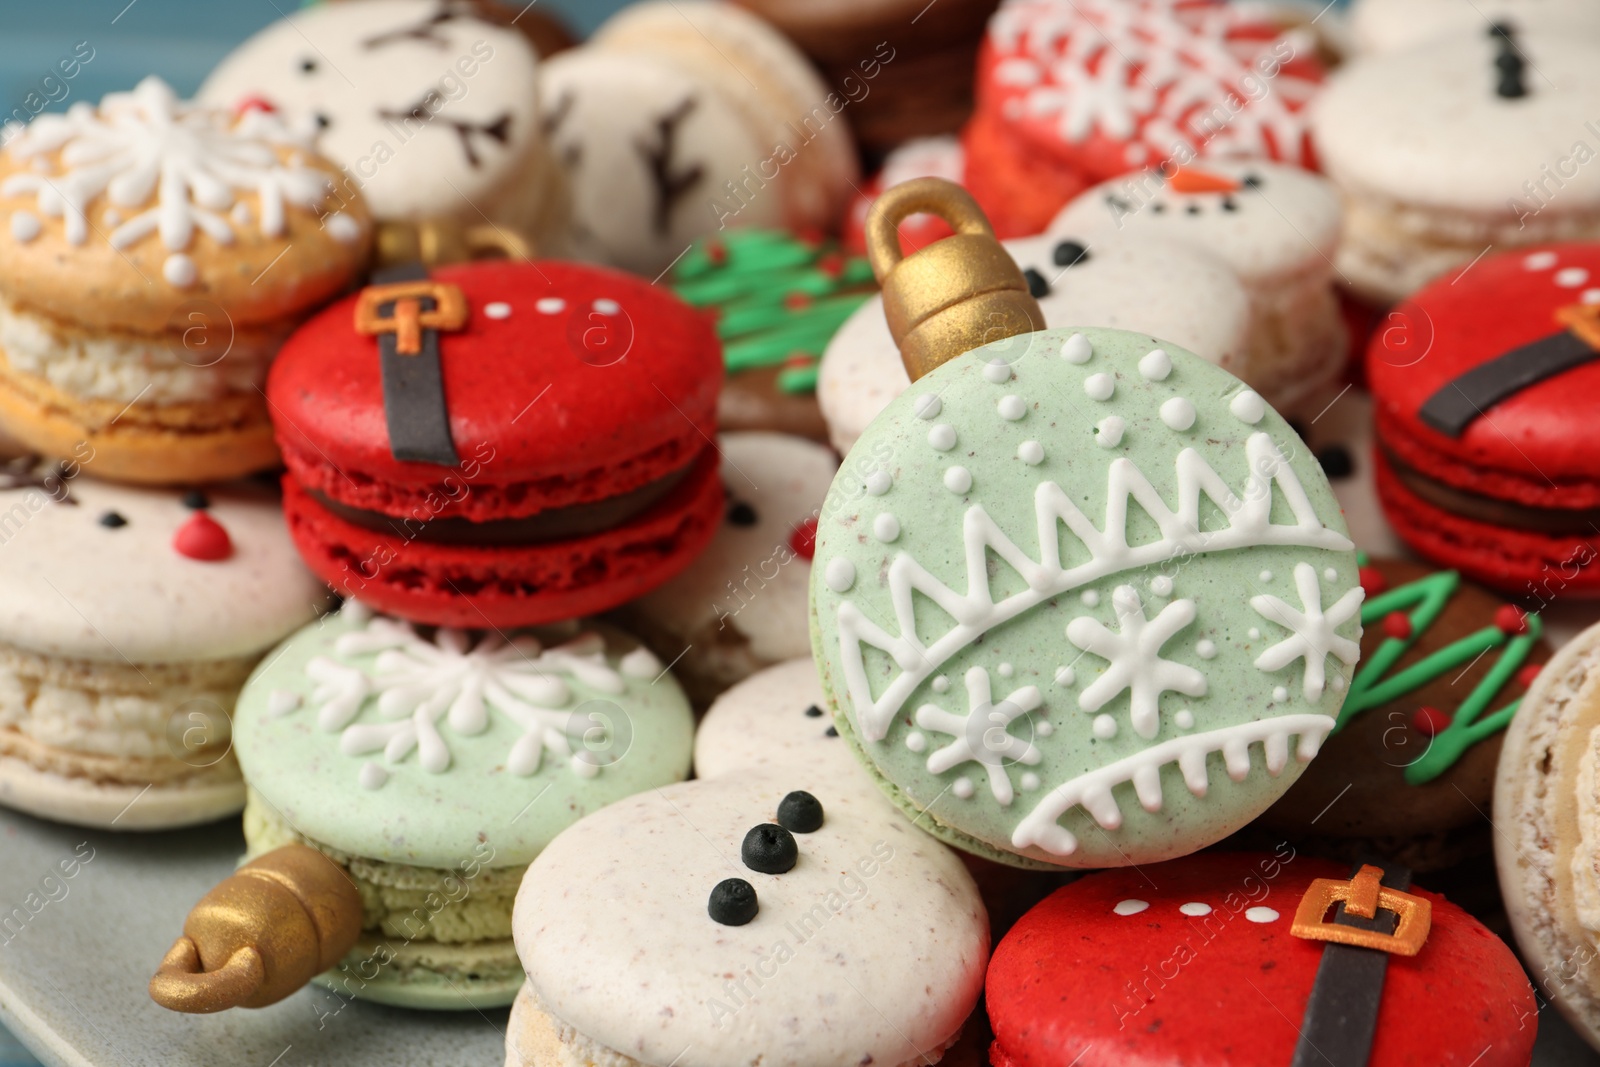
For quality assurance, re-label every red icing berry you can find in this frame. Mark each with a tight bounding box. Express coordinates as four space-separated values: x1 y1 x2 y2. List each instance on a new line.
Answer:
173 512 233 562
1358 565 1386 595
1382 611 1412 640
795 226 825 248
705 240 728 266
1411 705 1451 737
789 517 818 561
1494 604 1529 634
233 94 277 115
1516 663 1543 689
817 252 845 278
783 352 814 369
783 291 813 311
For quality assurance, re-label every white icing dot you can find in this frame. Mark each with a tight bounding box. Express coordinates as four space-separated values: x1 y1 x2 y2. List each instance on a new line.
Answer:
1095 416 1126 448
593 298 621 315
944 466 972 493
536 297 566 314
1017 440 1044 465
905 730 927 753
1248 627 1261 640
928 424 957 451
998 394 1026 420
341 599 374 623
1081 590 1100 606
1179 902 1212 917
1062 333 1092 363
998 662 1014 678
824 558 855 593
1558 268 1591 288
1230 390 1266 424
1084 373 1115 401
265 689 302 720
865 469 892 495
1260 570 1275 582
228 203 247 227
10 211 40 243
1138 348 1172 381
163 253 197 288
952 777 976 799
1331 674 1347 692
484 302 512 320
324 212 362 244
1584 289 1600 305
932 675 951 693
1160 396 1196 432
872 513 900 543
1035 721 1054 737
1196 640 1216 659
620 646 660 679
1114 899 1149 916
1324 567 1337 581
358 762 389 790
1246 907 1280 924
1149 574 1174 597
1175 709 1195 729
913 394 942 420
1272 686 1289 703
1055 666 1077 686
1092 714 1117 739
1020 772 1040 791
983 358 1013 383
1525 251 1558 271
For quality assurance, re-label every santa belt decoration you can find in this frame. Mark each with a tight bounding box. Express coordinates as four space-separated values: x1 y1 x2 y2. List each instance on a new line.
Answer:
1288 861 1432 1067
353 264 468 466
1419 301 1600 437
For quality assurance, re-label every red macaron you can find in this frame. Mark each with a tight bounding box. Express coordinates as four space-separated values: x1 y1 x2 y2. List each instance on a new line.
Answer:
1369 244 1600 598
986 852 1536 1067
268 259 723 627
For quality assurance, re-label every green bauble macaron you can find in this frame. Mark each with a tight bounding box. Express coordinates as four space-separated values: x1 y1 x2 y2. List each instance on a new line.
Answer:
810 327 1361 869
233 601 695 1008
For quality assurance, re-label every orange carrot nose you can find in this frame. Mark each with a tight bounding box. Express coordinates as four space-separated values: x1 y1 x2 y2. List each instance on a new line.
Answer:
1167 168 1242 194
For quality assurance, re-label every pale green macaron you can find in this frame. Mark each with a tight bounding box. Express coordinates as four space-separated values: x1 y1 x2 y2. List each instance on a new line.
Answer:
232 600 694 1009
810 326 1362 869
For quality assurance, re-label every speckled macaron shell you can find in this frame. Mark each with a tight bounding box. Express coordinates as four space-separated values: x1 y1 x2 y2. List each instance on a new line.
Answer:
0 477 328 664
816 234 1251 454
692 658 861 783
1351 0 1600 53
811 327 1361 869
513 773 989 1067
233 603 694 869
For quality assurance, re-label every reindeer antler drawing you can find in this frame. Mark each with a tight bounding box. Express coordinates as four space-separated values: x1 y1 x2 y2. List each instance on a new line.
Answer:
634 96 704 236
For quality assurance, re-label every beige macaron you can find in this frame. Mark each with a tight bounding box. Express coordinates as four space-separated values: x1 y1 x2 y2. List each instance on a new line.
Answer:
0 77 370 484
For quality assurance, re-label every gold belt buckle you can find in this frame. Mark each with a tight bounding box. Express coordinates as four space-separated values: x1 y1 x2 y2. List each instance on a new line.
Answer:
354 281 468 355
1290 864 1432 957
1556 300 1600 350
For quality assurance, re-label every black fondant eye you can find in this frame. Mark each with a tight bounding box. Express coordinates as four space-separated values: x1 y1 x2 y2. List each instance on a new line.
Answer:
1151 202 1166 214
1023 268 1050 299
182 490 209 510
777 791 823 834
314 112 332 130
1221 197 1238 212
824 725 838 737
98 511 127 529
804 704 823 718
708 878 758 925
1052 240 1090 268
742 824 797 874
727 501 757 527
1185 203 1201 215
1315 445 1354 479
300 57 318 73
1242 174 1262 189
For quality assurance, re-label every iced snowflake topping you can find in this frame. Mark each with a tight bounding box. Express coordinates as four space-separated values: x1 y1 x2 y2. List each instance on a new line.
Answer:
298 616 634 787
1067 586 1207 740
1250 562 1363 701
0 76 331 256
915 667 1044 806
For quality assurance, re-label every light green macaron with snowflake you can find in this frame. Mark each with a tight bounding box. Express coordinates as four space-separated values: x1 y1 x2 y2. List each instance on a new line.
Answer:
810 326 1362 869
232 601 694 1009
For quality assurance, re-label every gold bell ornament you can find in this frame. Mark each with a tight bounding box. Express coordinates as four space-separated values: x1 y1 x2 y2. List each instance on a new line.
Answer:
373 217 535 269
148 844 363 1013
865 177 1045 381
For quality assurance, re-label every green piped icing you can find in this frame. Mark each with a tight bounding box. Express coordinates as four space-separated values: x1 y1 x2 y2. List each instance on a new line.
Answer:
668 229 875 394
1339 560 1541 785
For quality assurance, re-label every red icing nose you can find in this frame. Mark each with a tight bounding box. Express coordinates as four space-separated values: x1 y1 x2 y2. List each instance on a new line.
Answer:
789 517 818 561
1167 168 1242 194
173 512 233 562
234 94 277 116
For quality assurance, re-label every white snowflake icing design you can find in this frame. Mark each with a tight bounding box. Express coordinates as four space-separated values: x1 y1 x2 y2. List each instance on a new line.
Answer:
298 616 648 787
1 77 331 256
1250 562 1363 701
1066 585 1206 740
914 667 1043 806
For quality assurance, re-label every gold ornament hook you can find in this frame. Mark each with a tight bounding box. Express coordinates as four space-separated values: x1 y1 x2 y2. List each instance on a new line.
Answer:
149 845 364 1013
373 218 536 269
863 178 1045 382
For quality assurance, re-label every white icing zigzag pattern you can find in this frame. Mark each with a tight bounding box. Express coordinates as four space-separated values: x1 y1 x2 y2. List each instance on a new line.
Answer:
835 431 1353 743
1 77 331 251
298 616 655 787
1011 713 1334 856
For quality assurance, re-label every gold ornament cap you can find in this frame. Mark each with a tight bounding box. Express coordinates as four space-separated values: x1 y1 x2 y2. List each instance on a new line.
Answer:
373 217 535 269
149 844 363 1013
864 177 1045 382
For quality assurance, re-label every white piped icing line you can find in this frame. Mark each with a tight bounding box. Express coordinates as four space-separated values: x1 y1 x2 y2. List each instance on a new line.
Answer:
292 618 633 787
1250 562 1363 701
1066 586 1206 740
914 666 1043 805
1011 713 1334 855
0 77 335 279
1062 332 1092 363
1114 899 1149 915
1095 416 1125 448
